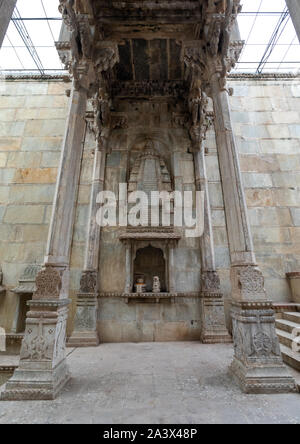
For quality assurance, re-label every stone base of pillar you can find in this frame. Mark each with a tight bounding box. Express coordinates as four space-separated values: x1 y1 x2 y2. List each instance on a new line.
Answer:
201 294 232 344
1 298 71 401
230 358 296 395
1 359 70 401
230 301 296 394
67 293 99 348
67 331 99 348
200 272 232 344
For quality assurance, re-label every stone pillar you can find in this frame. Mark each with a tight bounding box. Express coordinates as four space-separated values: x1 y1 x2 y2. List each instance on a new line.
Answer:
210 69 296 393
124 241 133 294
168 241 176 293
286 0 300 43
0 0 17 48
193 148 231 344
1 87 88 400
68 146 108 347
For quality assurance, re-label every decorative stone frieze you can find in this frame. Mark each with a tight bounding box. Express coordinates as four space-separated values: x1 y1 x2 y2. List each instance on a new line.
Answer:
112 80 188 98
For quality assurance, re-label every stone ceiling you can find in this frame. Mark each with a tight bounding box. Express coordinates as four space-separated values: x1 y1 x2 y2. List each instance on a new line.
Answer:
57 0 243 100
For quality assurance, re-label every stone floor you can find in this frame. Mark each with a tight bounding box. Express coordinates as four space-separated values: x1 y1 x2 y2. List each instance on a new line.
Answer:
0 342 299 424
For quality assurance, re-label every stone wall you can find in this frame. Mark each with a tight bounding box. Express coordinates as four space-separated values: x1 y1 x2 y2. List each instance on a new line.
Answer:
0 75 299 340
96 99 202 341
230 77 300 303
0 79 70 332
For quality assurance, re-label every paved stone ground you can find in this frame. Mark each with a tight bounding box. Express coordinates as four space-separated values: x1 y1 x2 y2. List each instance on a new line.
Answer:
0 342 299 424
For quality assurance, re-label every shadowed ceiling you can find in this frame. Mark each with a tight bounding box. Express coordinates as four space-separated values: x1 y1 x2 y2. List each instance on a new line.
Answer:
116 38 183 82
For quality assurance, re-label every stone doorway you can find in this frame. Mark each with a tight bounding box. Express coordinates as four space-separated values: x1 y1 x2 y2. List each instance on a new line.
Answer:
134 246 167 292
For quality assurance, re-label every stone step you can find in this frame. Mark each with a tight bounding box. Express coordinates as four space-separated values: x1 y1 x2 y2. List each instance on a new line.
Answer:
280 344 300 373
276 318 300 334
283 312 300 324
273 303 300 313
276 329 299 349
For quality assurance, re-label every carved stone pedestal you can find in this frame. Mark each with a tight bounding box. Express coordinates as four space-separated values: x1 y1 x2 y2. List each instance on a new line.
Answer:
230 300 296 394
1 299 70 400
201 297 232 344
200 271 232 344
67 294 99 347
67 271 99 347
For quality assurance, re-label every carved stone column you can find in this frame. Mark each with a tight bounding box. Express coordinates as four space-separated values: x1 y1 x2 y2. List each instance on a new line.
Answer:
193 148 231 344
168 241 176 293
68 146 107 347
0 0 17 48
124 241 133 294
209 69 296 393
1 87 88 400
286 0 300 43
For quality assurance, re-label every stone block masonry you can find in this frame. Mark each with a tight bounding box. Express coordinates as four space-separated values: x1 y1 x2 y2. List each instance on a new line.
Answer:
0 79 70 333
230 77 300 304
0 76 299 340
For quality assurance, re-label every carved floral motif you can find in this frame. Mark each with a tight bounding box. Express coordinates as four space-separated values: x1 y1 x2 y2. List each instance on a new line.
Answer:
238 266 265 296
20 320 52 362
202 271 221 292
253 331 272 357
34 267 62 299
80 270 98 294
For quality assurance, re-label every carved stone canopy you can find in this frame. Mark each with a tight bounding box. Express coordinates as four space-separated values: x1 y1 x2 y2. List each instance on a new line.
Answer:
57 0 243 161
57 0 243 93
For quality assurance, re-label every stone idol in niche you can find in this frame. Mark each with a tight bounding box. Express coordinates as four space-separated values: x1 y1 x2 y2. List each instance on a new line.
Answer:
135 278 146 294
152 276 161 294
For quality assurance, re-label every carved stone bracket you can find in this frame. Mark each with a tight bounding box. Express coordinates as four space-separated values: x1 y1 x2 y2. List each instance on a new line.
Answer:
57 3 119 94
94 41 119 75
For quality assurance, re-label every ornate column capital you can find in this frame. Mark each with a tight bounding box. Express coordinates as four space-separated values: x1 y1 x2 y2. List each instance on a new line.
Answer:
201 271 221 295
231 265 267 302
57 3 119 93
79 270 98 295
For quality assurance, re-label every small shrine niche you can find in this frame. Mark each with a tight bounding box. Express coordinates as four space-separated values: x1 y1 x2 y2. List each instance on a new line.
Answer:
120 139 180 297
134 246 167 292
